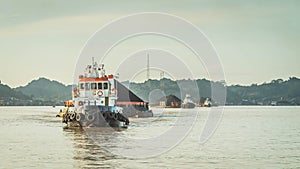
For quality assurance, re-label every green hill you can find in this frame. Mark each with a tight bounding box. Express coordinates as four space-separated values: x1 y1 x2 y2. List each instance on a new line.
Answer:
0 83 31 106
0 76 299 106
14 77 72 101
0 84 30 100
127 77 300 105
226 77 300 105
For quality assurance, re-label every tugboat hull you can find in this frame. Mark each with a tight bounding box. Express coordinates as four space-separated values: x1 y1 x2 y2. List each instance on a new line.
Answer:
63 106 129 128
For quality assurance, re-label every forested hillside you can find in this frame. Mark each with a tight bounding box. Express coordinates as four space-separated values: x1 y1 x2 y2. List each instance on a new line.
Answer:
0 78 71 106
0 77 299 106
15 77 72 101
127 77 300 105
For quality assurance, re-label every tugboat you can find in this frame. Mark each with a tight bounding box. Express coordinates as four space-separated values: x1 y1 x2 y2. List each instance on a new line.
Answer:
62 60 129 128
181 94 196 109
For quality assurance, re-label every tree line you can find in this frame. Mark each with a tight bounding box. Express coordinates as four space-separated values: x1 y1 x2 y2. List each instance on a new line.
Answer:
0 77 299 106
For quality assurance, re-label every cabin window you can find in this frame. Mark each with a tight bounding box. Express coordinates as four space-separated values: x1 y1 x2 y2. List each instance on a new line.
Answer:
98 83 102 89
85 83 90 90
103 82 108 89
91 83 97 90
80 83 84 90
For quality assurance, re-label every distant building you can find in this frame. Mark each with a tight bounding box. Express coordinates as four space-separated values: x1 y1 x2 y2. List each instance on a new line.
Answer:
152 95 181 108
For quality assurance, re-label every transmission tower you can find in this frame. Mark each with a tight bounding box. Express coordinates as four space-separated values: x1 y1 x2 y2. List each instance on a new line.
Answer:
160 71 164 90
147 53 150 80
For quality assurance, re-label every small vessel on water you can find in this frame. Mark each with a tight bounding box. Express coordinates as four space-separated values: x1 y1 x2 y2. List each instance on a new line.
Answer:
203 98 212 107
62 60 130 128
181 94 195 109
56 100 74 117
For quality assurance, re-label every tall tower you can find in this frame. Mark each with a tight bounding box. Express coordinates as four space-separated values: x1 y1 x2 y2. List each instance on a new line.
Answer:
160 71 164 90
147 53 150 80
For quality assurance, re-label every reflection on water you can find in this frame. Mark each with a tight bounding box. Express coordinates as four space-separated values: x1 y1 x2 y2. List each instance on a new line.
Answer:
63 127 120 168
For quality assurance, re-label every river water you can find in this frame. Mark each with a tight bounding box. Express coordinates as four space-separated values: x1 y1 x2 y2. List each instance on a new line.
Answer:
0 106 299 168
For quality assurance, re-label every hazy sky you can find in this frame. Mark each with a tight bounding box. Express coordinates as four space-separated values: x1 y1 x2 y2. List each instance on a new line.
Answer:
0 0 299 87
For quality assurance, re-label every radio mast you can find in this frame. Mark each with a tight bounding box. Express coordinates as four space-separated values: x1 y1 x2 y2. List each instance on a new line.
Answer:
147 53 150 80
160 71 164 90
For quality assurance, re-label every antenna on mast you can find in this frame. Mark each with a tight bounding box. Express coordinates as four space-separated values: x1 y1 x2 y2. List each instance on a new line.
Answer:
160 71 164 90
147 53 150 80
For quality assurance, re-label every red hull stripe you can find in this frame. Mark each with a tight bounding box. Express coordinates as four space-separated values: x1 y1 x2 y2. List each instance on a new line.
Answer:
64 101 74 106
79 77 108 82
116 101 148 105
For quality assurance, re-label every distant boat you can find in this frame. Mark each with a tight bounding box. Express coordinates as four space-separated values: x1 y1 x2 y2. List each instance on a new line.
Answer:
181 94 195 109
203 98 212 107
271 100 293 106
56 100 74 117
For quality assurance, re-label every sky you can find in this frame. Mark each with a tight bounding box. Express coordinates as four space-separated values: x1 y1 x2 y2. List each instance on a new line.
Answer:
0 0 299 87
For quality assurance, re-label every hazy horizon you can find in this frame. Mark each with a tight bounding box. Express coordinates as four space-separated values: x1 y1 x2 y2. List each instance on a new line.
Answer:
1 0 299 87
